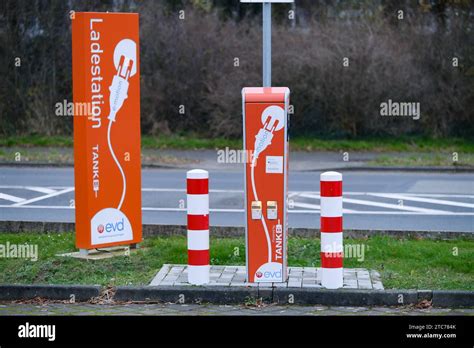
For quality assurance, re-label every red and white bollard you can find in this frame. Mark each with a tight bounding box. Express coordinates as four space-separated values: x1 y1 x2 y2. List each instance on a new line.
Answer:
320 171 343 289
186 169 210 285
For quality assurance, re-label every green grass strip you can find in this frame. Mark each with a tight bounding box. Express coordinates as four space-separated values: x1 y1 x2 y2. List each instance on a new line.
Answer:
1 135 473 153
0 234 472 290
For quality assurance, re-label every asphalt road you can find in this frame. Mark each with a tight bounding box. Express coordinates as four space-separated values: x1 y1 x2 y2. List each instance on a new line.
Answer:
0 167 473 232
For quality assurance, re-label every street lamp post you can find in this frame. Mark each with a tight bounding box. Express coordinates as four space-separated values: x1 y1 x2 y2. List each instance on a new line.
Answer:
240 0 294 87
241 0 294 283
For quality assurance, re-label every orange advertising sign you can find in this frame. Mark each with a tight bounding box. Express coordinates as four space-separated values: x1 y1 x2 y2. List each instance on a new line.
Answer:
243 87 290 282
72 12 142 249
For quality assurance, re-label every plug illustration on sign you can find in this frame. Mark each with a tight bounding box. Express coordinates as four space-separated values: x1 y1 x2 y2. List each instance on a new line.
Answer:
90 39 138 245
107 38 137 209
250 105 285 266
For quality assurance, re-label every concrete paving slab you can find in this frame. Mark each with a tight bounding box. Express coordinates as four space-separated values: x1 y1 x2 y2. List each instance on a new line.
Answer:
149 264 384 290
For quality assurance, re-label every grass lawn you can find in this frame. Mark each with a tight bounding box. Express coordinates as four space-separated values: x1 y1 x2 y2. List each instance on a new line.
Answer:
2 135 473 153
370 153 474 167
0 147 197 166
0 233 472 290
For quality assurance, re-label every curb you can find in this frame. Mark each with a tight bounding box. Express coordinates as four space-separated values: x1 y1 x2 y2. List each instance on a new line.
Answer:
1 221 472 240
0 162 177 169
272 289 419 306
113 287 473 307
1 162 473 173
0 284 472 307
1 221 76 234
432 290 474 308
114 286 262 304
307 166 474 173
0 284 101 301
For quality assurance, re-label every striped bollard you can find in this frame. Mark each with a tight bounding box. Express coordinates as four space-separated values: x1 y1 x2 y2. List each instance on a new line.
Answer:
187 169 210 285
320 171 343 289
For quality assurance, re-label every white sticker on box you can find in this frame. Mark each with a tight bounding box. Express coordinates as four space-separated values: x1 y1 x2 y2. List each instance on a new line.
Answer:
266 156 283 174
252 209 262 220
267 208 277 220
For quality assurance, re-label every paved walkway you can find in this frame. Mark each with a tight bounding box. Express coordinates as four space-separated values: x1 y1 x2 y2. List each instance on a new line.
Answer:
0 303 472 316
151 265 384 290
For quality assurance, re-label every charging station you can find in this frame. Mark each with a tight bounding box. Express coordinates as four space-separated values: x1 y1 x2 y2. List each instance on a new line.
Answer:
243 87 290 282
241 0 293 282
72 12 142 253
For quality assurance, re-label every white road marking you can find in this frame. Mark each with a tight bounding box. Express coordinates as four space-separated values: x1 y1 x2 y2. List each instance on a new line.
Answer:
0 205 74 209
0 193 25 203
142 207 244 212
11 188 75 207
342 197 449 214
1 185 473 198
291 201 356 213
211 208 244 213
300 192 451 214
31 186 72 190
299 193 322 199
336 211 474 215
296 192 474 198
289 209 474 215
25 186 56 194
298 192 474 199
369 193 474 209
291 201 320 210
0 185 472 216
142 188 244 193
403 193 474 198
0 185 58 191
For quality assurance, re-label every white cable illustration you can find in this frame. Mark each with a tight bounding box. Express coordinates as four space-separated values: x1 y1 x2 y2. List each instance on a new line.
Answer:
106 39 137 210
251 105 285 264
251 157 272 263
107 120 126 209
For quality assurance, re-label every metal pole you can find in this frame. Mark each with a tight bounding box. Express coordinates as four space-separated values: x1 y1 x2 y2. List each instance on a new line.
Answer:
262 2 272 87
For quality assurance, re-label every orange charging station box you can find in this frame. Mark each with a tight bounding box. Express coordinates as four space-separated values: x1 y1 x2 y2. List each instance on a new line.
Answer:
243 87 290 282
72 12 142 250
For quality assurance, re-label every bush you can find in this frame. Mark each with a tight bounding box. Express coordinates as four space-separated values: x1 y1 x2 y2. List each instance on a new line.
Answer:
1 0 473 139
